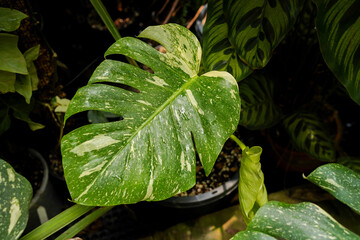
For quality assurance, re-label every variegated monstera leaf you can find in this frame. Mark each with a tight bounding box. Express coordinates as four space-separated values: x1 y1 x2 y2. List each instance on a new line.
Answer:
0 159 32 240
61 24 241 206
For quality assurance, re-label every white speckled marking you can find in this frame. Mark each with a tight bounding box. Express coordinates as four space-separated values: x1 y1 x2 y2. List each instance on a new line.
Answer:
186 89 204 115
70 134 120 157
7 168 15 182
8 197 21 234
79 161 107 178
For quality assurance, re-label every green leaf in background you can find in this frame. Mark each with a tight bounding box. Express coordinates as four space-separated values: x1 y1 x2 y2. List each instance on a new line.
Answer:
0 7 27 32
202 0 253 82
239 146 268 225
0 102 11 135
223 0 304 69
305 163 360 214
15 45 40 103
238 72 282 130
314 0 360 104
0 70 16 94
0 159 32 240
246 201 360 239
282 112 335 161
61 24 241 206
0 33 27 75
1 94 44 132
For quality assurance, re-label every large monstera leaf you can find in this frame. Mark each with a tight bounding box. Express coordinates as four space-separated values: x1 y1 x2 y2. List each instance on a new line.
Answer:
202 0 253 82
314 0 360 105
282 112 335 161
238 72 282 130
61 24 241 206
223 0 304 69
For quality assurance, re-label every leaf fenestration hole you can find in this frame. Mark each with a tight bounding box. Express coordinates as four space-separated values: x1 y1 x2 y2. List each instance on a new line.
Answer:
93 82 140 93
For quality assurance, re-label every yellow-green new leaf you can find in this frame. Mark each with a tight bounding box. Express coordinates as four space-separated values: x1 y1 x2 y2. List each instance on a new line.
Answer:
62 24 241 206
239 146 268 225
314 0 360 104
0 34 27 75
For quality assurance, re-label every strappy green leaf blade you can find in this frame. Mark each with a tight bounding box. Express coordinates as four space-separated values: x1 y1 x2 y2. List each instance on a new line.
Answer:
61 24 241 206
0 159 32 240
314 0 360 104
305 163 360 214
223 0 304 69
202 0 253 82
282 112 335 161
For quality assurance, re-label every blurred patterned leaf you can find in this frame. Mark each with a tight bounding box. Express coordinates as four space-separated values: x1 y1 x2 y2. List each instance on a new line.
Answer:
202 0 253 81
283 112 335 161
238 72 282 130
314 0 360 104
223 0 304 69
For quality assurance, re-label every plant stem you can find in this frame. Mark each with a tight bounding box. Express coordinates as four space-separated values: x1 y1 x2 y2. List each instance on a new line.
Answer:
230 134 246 151
89 0 121 40
55 206 113 240
20 204 94 240
89 0 138 67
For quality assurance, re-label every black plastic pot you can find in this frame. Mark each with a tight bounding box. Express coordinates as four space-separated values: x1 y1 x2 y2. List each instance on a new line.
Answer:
23 148 63 234
160 171 239 210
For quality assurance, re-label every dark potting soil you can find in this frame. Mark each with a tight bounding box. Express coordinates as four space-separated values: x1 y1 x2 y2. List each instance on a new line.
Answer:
176 138 241 197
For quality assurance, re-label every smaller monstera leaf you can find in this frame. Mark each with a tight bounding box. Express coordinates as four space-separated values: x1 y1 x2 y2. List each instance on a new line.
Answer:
306 163 360 214
202 0 253 82
0 159 32 240
0 7 27 32
61 24 241 206
239 146 268 225
282 112 335 161
237 201 360 239
238 72 282 130
314 0 360 105
223 0 304 69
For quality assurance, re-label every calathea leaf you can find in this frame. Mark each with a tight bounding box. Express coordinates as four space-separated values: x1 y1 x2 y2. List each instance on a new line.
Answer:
314 0 360 104
243 201 360 239
202 0 253 82
223 0 304 69
239 146 268 225
282 112 335 161
305 163 360 214
0 159 32 240
238 72 282 130
61 24 241 206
